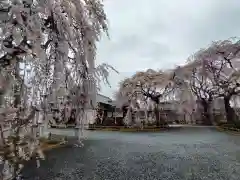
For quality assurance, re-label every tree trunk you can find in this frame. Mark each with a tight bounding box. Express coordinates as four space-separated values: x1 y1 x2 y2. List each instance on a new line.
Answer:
224 96 235 123
154 105 160 127
154 104 167 127
14 62 21 108
122 106 128 119
209 101 215 125
12 61 21 179
0 92 4 108
201 100 212 125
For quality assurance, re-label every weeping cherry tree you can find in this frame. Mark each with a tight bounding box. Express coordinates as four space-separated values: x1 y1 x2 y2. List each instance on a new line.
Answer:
195 39 240 123
118 69 179 127
0 0 111 179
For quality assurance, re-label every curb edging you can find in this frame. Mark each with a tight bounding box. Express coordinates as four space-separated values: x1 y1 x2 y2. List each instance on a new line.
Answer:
87 128 166 132
216 126 240 135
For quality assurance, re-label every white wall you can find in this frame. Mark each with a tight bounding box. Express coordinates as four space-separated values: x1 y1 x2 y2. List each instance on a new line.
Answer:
96 94 112 104
84 109 96 124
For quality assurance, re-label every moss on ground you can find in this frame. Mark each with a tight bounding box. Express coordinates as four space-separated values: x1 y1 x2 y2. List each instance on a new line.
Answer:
39 137 66 151
0 138 64 154
41 142 63 151
216 126 240 135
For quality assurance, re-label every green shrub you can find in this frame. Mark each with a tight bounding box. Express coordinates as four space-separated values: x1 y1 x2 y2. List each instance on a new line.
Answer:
221 123 235 128
46 140 59 145
216 121 228 126
234 121 240 129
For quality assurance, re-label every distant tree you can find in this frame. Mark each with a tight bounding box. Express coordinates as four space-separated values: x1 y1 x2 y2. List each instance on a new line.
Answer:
189 66 217 125
118 69 181 127
171 66 197 124
194 39 240 123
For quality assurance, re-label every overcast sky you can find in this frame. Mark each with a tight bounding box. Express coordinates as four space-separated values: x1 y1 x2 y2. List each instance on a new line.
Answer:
96 0 240 99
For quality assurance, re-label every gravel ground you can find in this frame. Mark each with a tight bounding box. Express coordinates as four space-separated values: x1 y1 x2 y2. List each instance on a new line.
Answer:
23 127 240 180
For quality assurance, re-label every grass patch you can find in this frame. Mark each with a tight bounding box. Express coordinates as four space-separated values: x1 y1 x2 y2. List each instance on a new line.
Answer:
39 137 60 144
216 124 240 135
219 123 240 130
40 139 64 151
0 138 64 154
39 137 66 151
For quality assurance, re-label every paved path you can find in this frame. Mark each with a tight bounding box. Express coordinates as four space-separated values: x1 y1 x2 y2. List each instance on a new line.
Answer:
23 127 240 180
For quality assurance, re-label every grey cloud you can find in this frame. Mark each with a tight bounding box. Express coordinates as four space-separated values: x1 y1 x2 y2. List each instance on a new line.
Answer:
182 1 240 52
97 0 240 98
106 34 171 61
139 41 171 58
